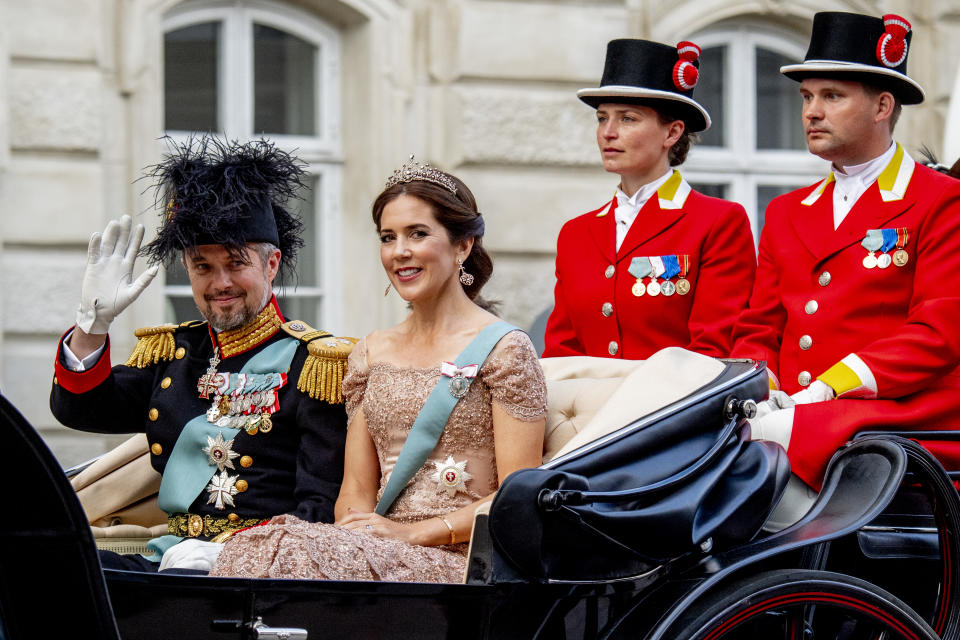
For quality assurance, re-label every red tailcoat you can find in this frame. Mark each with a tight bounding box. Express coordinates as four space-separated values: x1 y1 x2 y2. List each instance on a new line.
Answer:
544 172 756 359
731 148 960 488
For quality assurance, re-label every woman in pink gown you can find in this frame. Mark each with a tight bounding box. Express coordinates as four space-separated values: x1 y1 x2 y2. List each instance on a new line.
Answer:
211 159 547 583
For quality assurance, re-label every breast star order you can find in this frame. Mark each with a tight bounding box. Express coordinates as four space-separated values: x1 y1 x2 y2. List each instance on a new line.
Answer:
206 470 238 510
429 456 473 497
202 431 240 471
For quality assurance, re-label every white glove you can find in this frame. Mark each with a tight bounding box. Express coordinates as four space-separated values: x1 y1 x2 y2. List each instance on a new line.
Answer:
747 407 795 450
754 389 795 419
790 379 835 405
76 215 159 334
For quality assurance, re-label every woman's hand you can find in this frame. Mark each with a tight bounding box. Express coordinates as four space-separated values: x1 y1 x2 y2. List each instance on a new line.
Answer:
337 508 442 546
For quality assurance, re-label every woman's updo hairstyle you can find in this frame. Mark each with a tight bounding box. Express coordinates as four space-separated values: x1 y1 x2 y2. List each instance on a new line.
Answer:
372 163 494 306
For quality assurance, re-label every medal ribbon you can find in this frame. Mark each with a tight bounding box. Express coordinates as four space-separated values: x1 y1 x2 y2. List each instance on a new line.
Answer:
628 257 653 279
879 228 898 253
896 227 909 248
861 229 883 252
440 362 480 379
649 256 666 280
678 254 690 278
660 255 681 280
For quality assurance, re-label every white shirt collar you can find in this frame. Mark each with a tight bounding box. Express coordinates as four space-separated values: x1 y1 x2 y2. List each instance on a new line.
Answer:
831 142 897 228
613 169 673 251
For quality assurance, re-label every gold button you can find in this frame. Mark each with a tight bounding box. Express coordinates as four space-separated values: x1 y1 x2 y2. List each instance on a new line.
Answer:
798 371 812 387
608 341 619 356
818 271 831 287
175 347 186 359
187 514 204 537
148 408 159 421
799 335 813 350
604 265 615 279
53 376 59 385
240 455 253 468
805 300 818 315
227 513 240 523
161 377 172 389
247 426 259 436
601 302 613 317
235 479 249 493
150 443 163 456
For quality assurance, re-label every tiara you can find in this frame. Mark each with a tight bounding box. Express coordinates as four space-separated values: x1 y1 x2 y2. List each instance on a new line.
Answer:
386 155 457 194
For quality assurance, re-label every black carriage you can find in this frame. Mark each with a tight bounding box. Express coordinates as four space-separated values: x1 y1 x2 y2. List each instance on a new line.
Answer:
4 357 960 639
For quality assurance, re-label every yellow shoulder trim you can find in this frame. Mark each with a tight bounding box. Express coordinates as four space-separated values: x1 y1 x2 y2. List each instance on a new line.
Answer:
297 334 359 404
281 320 332 343
125 325 179 368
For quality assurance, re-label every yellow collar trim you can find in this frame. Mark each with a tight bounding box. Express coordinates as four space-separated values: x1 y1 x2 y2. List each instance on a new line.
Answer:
801 173 836 206
214 299 284 358
596 193 616 217
877 143 914 202
658 170 690 209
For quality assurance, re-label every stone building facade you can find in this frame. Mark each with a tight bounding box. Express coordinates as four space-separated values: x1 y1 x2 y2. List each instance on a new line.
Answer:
2 0 959 466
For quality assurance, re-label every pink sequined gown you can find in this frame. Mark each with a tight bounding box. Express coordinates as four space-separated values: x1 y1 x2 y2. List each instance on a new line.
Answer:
210 330 547 583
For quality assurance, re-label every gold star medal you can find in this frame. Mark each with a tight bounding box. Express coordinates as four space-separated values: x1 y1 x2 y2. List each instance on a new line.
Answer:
429 456 473 497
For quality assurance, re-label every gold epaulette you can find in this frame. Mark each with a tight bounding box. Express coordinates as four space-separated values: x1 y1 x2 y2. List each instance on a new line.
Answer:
283 320 358 404
124 320 206 368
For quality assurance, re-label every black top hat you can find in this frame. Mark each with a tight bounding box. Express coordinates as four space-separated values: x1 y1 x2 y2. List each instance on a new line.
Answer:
577 39 711 132
141 136 306 279
781 12 924 105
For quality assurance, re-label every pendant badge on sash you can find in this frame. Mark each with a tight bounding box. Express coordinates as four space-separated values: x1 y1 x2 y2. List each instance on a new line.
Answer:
659 255 681 297
441 362 480 399
861 229 882 269
676 254 691 295
628 257 652 297
646 256 665 296
892 228 910 267
197 347 223 399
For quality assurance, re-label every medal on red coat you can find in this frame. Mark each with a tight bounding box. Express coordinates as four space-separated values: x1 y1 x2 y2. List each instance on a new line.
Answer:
861 229 883 269
676 254 691 295
628 257 652 297
647 256 665 296
893 227 910 267
659 255 681 297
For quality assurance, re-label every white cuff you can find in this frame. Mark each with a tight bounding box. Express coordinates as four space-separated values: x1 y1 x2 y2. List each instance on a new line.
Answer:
61 329 107 372
841 353 878 399
748 407 795 450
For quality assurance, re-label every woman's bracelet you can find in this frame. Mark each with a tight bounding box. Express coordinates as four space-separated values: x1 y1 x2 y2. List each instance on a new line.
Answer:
436 516 456 544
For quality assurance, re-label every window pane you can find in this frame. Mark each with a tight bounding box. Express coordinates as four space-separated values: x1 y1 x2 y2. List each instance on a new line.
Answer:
165 22 220 132
696 46 725 147
277 175 321 323
254 24 317 135
688 182 728 199
755 48 805 150
756 185 795 230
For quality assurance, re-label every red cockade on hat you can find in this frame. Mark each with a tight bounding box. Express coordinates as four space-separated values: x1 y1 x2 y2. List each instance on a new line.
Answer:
673 41 701 90
876 14 910 68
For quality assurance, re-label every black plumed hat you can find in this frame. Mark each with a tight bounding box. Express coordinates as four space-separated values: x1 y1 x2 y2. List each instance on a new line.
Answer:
577 39 711 132
781 12 924 105
141 136 306 278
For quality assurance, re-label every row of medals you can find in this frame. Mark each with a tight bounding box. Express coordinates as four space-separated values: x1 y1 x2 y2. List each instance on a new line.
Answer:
863 248 909 270
205 386 276 435
631 277 691 297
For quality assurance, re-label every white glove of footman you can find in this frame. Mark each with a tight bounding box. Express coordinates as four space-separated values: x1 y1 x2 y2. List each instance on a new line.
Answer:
75 215 159 334
754 389 795 419
790 380 835 405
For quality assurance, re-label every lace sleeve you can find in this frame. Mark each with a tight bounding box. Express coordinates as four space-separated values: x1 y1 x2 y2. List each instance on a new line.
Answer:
479 330 547 422
341 337 369 423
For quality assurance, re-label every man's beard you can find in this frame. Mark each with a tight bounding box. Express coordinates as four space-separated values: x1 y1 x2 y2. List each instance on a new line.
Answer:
201 282 272 332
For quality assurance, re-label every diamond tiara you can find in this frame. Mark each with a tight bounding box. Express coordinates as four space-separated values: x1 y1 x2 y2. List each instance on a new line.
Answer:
386 155 457 195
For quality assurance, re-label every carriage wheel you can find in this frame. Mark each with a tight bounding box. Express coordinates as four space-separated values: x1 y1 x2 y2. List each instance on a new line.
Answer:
669 569 938 640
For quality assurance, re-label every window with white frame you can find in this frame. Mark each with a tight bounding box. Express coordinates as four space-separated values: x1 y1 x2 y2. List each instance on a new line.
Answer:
682 22 827 240
162 0 342 328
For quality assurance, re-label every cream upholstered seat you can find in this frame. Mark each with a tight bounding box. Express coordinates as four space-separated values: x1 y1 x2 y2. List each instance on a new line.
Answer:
540 347 725 462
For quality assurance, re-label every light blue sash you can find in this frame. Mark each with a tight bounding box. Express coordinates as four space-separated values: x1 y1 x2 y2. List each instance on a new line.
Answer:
375 322 518 515
144 337 300 561
156 337 299 514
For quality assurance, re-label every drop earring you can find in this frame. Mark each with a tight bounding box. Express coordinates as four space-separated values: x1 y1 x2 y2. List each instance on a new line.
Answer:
384 283 392 296
458 258 474 286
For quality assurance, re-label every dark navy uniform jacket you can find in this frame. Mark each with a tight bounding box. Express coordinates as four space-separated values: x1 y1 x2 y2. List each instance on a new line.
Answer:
50 300 347 530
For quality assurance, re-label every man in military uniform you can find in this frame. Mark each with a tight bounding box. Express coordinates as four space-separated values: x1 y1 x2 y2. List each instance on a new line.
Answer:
731 12 960 502
51 137 352 571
